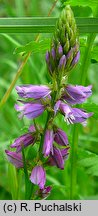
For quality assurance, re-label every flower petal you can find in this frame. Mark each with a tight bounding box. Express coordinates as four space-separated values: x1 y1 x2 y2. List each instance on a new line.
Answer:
16 85 51 99
30 165 46 189
5 150 23 168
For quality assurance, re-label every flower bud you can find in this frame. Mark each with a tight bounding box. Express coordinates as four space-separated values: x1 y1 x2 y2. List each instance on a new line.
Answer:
58 55 66 70
46 5 80 77
56 43 63 58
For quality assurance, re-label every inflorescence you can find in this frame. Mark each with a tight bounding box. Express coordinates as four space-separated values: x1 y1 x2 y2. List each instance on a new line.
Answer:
5 6 93 199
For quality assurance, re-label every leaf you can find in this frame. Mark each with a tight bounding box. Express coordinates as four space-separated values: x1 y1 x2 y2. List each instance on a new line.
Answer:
14 38 51 54
0 17 98 33
79 156 98 168
79 155 98 176
8 164 18 199
82 103 98 119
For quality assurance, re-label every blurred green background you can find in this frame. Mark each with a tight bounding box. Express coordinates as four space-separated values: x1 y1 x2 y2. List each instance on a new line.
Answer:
0 0 98 200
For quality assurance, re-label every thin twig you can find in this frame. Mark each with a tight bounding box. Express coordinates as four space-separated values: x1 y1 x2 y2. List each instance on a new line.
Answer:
48 0 58 16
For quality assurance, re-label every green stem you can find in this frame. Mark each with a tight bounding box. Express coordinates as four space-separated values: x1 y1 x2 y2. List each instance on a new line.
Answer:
0 52 31 109
22 147 29 199
70 124 79 199
22 147 33 200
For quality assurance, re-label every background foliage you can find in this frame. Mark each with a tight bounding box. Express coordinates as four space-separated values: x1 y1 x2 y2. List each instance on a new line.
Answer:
0 0 98 200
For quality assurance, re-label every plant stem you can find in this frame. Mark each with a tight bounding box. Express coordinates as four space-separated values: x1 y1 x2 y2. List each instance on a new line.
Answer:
48 0 58 16
22 147 29 199
0 52 31 109
70 124 79 199
22 147 33 199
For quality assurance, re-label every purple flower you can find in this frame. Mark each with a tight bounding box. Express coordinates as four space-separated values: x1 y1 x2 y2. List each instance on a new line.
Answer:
16 85 51 99
30 165 46 189
15 100 45 119
5 150 23 168
48 147 69 169
60 102 93 125
62 85 92 105
51 147 64 169
54 128 68 146
10 126 36 152
58 55 66 70
43 129 54 157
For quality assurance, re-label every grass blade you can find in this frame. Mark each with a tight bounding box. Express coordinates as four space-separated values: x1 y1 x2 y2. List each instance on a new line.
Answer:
0 17 98 33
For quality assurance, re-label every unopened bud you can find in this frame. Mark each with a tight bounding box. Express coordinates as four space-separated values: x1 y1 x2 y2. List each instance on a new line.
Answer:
56 43 63 58
58 55 66 70
71 50 80 67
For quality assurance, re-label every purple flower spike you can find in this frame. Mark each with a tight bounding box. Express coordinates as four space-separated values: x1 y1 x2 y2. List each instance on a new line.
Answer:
63 84 92 105
15 101 45 119
5 150 23 168
71 50 80 66
48 147 64 169
11 130 36 152
58 55 66 70
30 165 46 189
60 102 93 125
16 85 51 99
43 129 54 157
54 128 68 146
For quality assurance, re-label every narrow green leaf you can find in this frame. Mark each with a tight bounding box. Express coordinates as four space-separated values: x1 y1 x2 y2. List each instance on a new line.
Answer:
8 164 18 199
0 17 98 33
